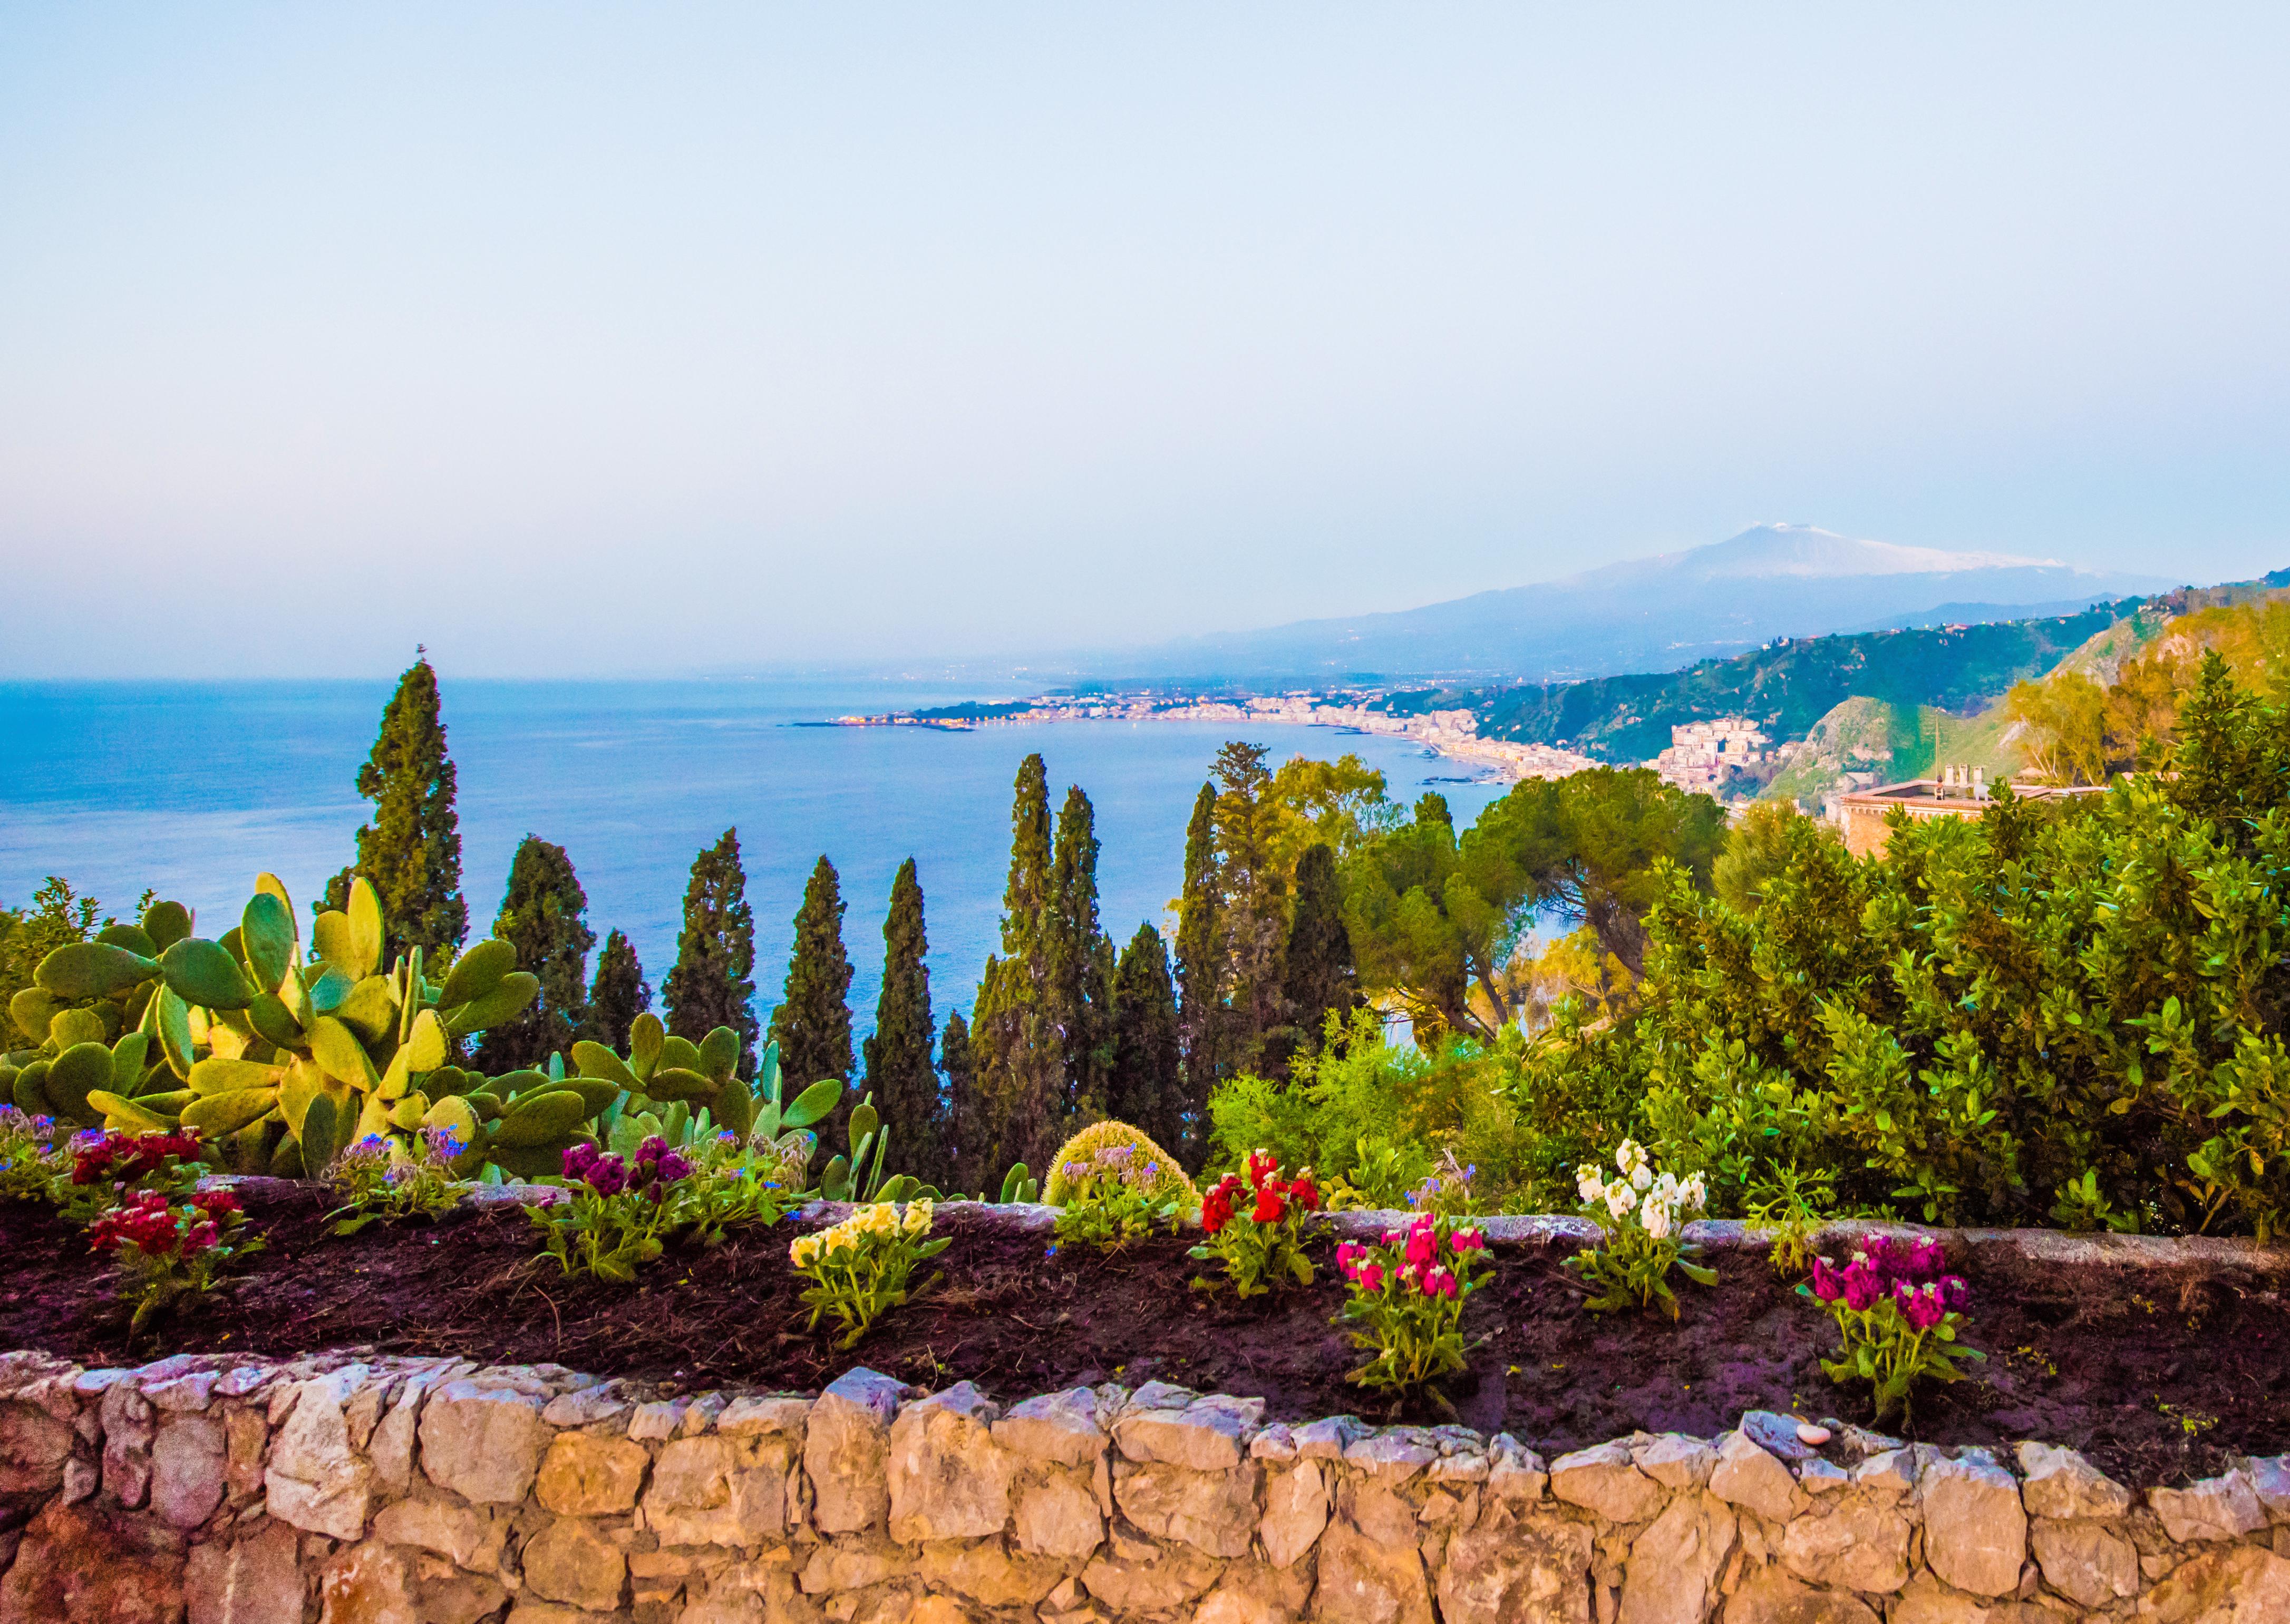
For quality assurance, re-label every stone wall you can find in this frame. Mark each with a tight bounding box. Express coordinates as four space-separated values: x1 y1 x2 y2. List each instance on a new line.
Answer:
2 1350 2287 1624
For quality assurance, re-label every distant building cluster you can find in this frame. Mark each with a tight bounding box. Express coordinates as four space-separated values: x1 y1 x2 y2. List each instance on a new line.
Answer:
1648 717 1780 793
1827 770 2098 858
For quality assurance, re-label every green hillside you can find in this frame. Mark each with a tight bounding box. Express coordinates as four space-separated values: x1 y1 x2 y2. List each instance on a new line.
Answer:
1380 599 2139 762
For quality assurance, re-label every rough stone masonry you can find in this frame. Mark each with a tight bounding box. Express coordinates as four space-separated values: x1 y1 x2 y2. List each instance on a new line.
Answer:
1 1349 2287 1623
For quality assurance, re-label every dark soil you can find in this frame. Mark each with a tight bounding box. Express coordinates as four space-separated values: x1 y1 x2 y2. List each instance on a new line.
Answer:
4 1191 2284 1487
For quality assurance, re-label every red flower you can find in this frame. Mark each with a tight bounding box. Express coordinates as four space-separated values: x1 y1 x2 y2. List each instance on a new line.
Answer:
1288 1171 1321 1212
1252 1187 1288 1226
1246 1150 1279 1191
1201 1175 1240 1236
192 1191 241 1220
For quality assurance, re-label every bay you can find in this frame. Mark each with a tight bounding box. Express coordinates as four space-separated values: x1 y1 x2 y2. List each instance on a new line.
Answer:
0 679 1506 1034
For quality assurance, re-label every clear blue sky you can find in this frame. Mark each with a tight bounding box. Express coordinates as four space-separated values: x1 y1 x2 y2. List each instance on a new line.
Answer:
3 5 2285 677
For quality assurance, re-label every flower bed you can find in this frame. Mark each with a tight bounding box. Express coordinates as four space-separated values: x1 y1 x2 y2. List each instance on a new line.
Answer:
3 1187 2286 1490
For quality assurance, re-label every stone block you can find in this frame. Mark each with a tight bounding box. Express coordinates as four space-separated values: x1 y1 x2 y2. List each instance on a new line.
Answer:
2136 1542 2290 1619
1435 1510 1593 1624
0 1402 75 1494
1115 1394 1262 1471
1343 1429 1441 1485
1014 1467 1104 1558
1618 1492 1734 1624
1707 1431 1799 1526
2149 1469 2267 1544
0 1501 186 1624
1312 1514 1432 1624
716 1395 811 1441
915 1537 1068 1606
888 1383 1011 1542
1634 1435 1716 1491
1918 1452 2028 1599
1718 1570 1878 1624
1486 1436 1548 1502
1114 1460 1262 1558
1260 1459 1330 1569
1775 1489 1910 1592
539 1384 629 1429
418 1380 552 1504
265 1366 376 1541
522 1515 628 1611
643 1434 791 1547
2029 1518 2138 1608
1551 1442 1666 1525
805 1368 910 1534
1079 1542 1225 1612
185 1520 303 1624
150 1413 227 1530
2012 1441 2128 1522
536 1429 652 1515
1198 1559 1316 1624
373 1494 507 1572
993 1388 1107 1468
800 1535 917 1593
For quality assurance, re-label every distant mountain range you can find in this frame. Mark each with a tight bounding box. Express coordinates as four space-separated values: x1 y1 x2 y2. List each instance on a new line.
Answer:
1102 524 2170 684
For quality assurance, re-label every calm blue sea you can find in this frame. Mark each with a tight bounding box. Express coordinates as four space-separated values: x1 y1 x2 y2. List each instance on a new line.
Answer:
0 679 1506 1036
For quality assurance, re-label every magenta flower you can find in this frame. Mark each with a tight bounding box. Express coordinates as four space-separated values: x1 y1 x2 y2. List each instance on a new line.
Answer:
1841 1261 1881 1312
1359 1262 1385 1291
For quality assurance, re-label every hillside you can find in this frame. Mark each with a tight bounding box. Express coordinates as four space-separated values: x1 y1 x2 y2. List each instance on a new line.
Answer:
1101 524 2165 684
1382 598 2138 763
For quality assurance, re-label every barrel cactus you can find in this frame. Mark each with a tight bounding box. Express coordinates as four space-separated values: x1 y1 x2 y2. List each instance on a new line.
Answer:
1042 1120 1198 1208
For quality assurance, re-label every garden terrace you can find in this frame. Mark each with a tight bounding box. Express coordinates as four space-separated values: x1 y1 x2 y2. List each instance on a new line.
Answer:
3 1188 2286 1491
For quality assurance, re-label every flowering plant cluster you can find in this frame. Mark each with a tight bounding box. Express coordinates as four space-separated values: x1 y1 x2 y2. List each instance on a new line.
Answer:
327 1129 469 1236
790 1200 948 1348
1052 1141 1183 1252
532 1137 698 1282
678 1131 794 1248
88 1188 263 1334
1404 1151 1486 1217
1800 1233 1984 1426
58 1127 208 1225
1567 1140 1716 1318
1334 1212 1492 1396
1190 1151 1321 1298
0 1106 67 1205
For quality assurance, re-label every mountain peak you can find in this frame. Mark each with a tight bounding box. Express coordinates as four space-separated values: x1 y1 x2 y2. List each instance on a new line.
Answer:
1680 524 2062 580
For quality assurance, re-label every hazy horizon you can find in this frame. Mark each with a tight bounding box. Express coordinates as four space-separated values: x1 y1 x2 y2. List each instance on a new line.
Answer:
5 6 2286 678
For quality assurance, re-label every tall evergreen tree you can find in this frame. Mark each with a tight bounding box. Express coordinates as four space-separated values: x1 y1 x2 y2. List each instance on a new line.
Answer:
471 835 595 1072
1109 922 1183 1155
324 651 467 961
1274 840 1358 1067
1047 785 1113 1121
940 1008 984 1196
771 855 856 1143
969 755 1067 1184
585 928 652 1052
663 828 760 1069
1172 781 1223 1162
1213 742 1288 1074
861 858 943 1185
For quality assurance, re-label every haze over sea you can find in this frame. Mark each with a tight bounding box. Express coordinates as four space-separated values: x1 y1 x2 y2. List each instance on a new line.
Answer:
1 679 1503 1034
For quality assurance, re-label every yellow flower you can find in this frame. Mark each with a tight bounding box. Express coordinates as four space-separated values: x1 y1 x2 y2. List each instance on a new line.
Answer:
902 1200 933 1236
790 1235 820 1268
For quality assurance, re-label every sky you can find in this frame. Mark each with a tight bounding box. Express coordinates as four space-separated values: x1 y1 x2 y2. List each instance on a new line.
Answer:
3 5 2286 678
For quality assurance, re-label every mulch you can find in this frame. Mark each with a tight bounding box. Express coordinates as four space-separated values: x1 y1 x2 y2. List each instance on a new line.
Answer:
3 1190 2284 1487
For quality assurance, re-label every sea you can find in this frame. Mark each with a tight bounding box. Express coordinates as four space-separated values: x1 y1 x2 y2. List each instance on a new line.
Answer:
0 679 1509 1035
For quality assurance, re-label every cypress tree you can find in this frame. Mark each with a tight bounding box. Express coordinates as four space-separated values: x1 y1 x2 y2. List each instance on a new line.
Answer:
969 755 1066 1185
1048 784 1112 1121
1213 741 1287 1075
1109 922 1182 1155
1173 780 1222 1160
471 835 595 1072
861 858 943 1185
324 650 467 960
770 855 856 1144
585 928 652 1051
663 828 760 1069
1276 840 1358 1064
941 1007 984 1196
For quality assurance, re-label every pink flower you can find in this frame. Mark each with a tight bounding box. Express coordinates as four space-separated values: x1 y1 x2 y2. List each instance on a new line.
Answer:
1449 1228 1486 1253
1404 1221 1436 1269
1359 1262 1384 1291
1810 1258 1843 1302
1841 1261 1881 1312
1425 1265 1458 1299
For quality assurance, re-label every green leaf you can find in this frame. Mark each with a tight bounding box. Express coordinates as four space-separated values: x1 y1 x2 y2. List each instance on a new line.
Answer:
160 938 254 1010
36 941 158 1000
440 938 516 1010
782 1078 843 1131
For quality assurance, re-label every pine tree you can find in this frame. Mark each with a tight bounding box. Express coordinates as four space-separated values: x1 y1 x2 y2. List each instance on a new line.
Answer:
1213 741 1288 1074
471 835 595 1072
585 928 652 1051
1172 781 1223 1163
1275 840 1358 1066
941 1008 984 1196
1048 784 1112 1121
861 858 943 1185
663 828 760 1070
969 755 1067 1185
324 651 467 961
770 855 856 1144
1109 922 1183 1155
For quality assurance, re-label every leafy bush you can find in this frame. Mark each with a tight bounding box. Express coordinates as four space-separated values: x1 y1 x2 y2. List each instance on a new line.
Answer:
790 1200 947 1347
532 1138 700 1281
1042 1120 1197 1207
0 1105 66 1203
1191 1152 1321 1297
1334 1213 1492 1396
89 1188 262 1335
1637 656 2290 1238
1048 1126 1193 1253
1569 1141 1715 1318
60 1127 209 1226
1800 1234 1982 1426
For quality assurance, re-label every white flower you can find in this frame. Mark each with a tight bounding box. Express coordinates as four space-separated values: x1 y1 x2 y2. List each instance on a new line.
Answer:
1615 1139 1647 1178
1628 1164 1651 1192
1576 1164 1606 1203
1680 1174 1707 1213
1605 1183 1638 1220
1652 1170 1678 1201
1642 1198 1672 1240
